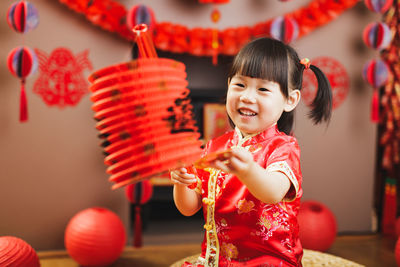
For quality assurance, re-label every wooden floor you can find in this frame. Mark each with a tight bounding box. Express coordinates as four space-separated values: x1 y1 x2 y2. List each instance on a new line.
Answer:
38 234 398 267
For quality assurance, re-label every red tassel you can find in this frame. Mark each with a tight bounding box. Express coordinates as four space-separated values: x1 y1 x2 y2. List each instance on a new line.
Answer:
133 205 142 248
371 89 379 123
20 80 28 122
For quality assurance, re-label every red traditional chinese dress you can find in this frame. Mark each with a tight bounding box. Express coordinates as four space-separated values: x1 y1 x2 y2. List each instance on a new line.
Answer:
184 125 303 267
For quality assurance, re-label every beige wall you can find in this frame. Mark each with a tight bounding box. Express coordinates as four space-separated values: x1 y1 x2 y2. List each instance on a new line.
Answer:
0 0 379 250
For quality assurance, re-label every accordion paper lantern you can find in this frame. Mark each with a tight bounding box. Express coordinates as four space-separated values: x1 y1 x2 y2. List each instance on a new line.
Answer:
270 16 299 44
297 200 337 252
89 24 203 189
64 207 126 267
363 22 393 50
7 0 39 33
0 236 40 267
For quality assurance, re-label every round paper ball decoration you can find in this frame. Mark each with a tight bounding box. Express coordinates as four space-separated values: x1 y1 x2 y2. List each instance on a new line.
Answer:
125 180 153 204
7 46 38 79
362 59 390 88
270 16 299 43
0 236 40 267
297 200 337 252
363 22 392 50
65 207 126 266
364 0 393 13
7 1 39 33
126 5 156 32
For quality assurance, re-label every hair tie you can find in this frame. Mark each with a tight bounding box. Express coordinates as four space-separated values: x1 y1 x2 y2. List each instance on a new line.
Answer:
300 58 311 69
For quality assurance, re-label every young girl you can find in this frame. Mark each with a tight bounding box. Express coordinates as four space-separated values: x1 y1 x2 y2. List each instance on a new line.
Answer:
170 37 332 267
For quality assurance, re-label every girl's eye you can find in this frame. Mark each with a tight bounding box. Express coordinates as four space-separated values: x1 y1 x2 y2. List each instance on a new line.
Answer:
259 88 269 92
235 83 245 87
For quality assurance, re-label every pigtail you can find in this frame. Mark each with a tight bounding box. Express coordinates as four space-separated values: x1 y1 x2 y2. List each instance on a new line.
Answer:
307 65 332 124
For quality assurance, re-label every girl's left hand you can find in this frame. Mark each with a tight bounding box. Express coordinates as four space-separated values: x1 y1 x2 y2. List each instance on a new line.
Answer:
211 147 254 178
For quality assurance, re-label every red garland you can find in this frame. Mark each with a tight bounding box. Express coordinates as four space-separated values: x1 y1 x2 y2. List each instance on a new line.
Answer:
58 0 358 56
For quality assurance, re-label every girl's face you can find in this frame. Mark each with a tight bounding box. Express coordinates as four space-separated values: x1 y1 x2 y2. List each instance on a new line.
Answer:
226 75 299 136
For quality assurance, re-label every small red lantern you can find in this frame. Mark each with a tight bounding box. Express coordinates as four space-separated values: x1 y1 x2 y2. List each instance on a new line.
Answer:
0 236 40 267
126 5 156 33
7 46 38 122
125 180 153 247
65 207 126 266
364 0 393 13
270 16 299 44
297 200 337 252
363 22 393 50
7 1 39 33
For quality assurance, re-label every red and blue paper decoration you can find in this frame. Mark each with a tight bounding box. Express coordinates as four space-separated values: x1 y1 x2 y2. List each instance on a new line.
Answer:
126 5 156 33
0 236 40 267
270 16 299 44
7 1 39 33
362 59 390 88
7 46 38 122
363 22 393 50
364 0 393 13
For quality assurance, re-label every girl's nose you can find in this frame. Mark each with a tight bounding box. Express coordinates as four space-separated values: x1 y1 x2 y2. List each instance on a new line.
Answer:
239 93 256 103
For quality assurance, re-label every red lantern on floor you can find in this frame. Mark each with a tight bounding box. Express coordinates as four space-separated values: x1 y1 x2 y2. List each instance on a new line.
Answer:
297 200 337 252
64 207 126 266
7 46 38 122
0 236 40 267
125 180 153 247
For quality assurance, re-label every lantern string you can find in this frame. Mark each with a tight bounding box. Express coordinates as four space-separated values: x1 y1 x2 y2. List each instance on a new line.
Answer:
20 79 28 122
133 24 157 59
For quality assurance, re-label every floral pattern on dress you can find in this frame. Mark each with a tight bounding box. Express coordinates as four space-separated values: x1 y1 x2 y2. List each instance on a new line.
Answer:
221 242 239 260
258 203 290 241
236 199 255 214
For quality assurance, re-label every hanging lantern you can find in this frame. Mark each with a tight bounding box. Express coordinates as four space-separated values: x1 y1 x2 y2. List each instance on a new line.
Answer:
125 180 153 248
88 24 203 190
362 59 390 88
270 16 299 44
7 46 38 122
363 22 393 50
364 0 393 13
7 1 39 33
126 5 156 33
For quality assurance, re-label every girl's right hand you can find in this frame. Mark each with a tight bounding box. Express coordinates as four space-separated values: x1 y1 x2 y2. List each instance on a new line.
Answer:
170 168 197 187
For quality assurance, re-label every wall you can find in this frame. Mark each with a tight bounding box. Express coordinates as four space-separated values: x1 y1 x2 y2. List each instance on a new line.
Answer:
0 0 379 250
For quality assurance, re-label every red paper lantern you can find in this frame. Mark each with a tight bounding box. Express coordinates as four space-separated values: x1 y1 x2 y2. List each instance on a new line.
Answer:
65 207 126 266
363 22 393 50
0 236 40 267
7 46 38 122
364 0 393 13
362 59 390 88
7 1 39 33
297 200 337 252
88 25 203 190
270 16 299 44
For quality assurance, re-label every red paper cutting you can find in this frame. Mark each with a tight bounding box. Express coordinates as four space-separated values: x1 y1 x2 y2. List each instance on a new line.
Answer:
33 47 93 107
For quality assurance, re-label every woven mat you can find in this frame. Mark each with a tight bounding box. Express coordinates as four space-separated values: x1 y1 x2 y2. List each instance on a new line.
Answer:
170 249 365 267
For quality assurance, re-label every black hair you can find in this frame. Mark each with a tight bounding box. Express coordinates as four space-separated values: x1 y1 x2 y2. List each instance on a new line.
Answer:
227 37 332 135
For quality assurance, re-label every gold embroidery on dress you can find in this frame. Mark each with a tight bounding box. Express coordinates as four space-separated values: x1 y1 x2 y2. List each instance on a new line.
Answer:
266 161 299 201
236 199 255 214
204 167 221 267
221 242 239 260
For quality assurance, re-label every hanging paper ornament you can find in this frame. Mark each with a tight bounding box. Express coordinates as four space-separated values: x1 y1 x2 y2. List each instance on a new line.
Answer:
7 46 38 122
126 5 156 33
362 59 390 88
33 48 92 108
270 16 299 44
302 57 349 110
363 22 393 50
89 24 203 189
7 1 39 33
125 180 153 248
364 0 393 13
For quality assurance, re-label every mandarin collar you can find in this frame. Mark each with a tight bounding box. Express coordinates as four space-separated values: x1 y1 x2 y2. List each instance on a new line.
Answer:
233 124 279 147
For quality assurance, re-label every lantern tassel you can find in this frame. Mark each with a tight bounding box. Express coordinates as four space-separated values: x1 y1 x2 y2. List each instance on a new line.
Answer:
371 89 379 123
133 205 142 248
20 80 28 122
